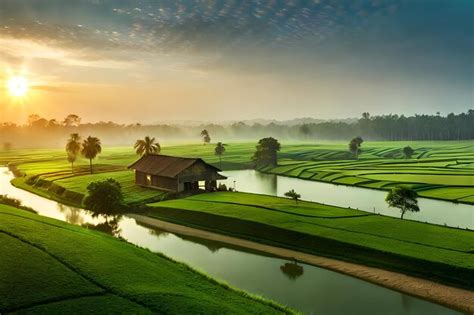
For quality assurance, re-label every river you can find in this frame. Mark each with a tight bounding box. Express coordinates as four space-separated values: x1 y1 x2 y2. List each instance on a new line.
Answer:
221 170 474 229
0 167 462 314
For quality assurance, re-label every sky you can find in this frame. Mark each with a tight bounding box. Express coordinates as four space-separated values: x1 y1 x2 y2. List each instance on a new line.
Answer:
0 0 472 124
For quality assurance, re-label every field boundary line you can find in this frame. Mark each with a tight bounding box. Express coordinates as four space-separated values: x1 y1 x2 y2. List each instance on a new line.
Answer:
0 226 156 313
2 291 108 313
185 198 375 219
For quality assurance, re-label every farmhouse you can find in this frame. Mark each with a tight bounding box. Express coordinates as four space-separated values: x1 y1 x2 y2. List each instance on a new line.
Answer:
128 154 227 193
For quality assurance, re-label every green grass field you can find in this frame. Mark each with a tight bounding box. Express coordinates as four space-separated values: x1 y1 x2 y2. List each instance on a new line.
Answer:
2 140 473 206
0 204 291 314
146 192 474 289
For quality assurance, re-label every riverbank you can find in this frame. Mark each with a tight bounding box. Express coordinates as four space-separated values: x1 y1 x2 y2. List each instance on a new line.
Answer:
0 204 292 314
146 192 474 290
129 213 474 314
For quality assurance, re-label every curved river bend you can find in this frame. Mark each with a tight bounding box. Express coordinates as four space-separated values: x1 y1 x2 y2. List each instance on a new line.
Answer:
221 170 474 229
0 168 463 314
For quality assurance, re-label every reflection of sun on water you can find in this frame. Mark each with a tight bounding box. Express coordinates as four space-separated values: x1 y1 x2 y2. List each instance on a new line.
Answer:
7 76 29 97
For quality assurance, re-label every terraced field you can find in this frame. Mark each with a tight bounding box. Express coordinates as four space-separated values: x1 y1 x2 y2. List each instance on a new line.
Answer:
146 192 474 288
265 141 474 203
2 141 473 205
0 204 289 314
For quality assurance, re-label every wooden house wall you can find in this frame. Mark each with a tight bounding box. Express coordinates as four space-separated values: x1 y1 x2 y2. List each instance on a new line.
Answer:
178 161 220 183
151 175 179 191
135 171 147 186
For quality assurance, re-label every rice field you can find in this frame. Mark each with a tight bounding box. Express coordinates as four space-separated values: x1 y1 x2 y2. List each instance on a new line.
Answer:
2 141 473 205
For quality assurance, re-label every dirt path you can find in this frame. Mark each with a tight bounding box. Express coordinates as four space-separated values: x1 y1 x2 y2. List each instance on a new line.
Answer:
128 214 474 314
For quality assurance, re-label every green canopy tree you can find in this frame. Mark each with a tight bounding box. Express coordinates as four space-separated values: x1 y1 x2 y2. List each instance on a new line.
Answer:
386 187 420 219
81 136 102 174
65 133 81 173
134 136 161 156
214 142 226 167
84 179 124 221
252 137 281 167
403 146 415 159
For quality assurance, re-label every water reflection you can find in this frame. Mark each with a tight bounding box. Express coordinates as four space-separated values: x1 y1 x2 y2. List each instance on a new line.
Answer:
83 216 122 237
58 204 85 225
0 168 462 314
280 261 304 280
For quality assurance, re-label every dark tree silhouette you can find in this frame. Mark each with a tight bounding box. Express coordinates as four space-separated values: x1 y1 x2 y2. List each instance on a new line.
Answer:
65 133 81 173
134 136 161 156
214 142 226 167
280 261 304 280
81 136 102 174
284 189 301 203
63 114 81 127
252 137 281 167
386 187 420 219
200 129 211 145
84 179 124 220
349 137 363 159
403 146 415 159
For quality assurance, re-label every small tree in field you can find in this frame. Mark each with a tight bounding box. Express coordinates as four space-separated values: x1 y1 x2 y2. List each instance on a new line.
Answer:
200 129 211 145
284 189 301 204
349 136 363 159
214 142 225 167
403 146 415 159
386 187 420 219
84 179 124 220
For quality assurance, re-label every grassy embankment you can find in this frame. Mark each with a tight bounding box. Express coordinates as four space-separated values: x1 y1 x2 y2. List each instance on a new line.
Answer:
0 203 291 314
145 192 474 289
2 141 473 206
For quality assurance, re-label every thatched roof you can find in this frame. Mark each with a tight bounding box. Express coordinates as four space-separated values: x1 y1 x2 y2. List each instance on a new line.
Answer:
128 154 223 178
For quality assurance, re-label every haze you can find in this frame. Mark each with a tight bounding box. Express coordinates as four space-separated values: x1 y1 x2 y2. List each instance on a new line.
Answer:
0 0 472 124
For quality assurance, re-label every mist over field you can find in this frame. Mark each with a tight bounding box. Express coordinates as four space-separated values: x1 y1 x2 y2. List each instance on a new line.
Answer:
0 110 472 149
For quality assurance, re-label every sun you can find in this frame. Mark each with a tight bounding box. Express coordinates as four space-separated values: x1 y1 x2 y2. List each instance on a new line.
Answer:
7 76 29 97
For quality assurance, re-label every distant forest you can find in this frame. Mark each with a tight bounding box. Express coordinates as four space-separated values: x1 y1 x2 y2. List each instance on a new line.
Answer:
1 110 473 148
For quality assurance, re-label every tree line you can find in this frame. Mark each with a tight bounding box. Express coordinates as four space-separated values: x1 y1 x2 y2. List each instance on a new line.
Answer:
299 111 474 141
1 111 473 149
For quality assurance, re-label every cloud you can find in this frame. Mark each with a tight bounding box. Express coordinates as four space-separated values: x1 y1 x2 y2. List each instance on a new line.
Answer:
0 37 134 70
31 85 74 93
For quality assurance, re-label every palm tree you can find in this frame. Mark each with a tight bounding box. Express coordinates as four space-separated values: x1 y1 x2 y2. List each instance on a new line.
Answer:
134 136 161 156
81 136 102 174
284 189 301 204
214 142 225 167
65 133 81 173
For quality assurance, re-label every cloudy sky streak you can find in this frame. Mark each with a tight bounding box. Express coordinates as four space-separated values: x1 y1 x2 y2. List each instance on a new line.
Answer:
0 0 472 123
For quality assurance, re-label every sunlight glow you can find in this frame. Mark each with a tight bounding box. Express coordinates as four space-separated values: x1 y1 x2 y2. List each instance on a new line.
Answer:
7 76 29 97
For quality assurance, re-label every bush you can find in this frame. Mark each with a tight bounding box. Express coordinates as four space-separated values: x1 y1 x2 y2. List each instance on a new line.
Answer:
217 183 228 191
48 183 66 195
0 195 36 213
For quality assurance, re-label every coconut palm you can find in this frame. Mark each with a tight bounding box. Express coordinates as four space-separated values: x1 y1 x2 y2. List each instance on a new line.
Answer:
65 133 81 173
134 136 161 156
81 136 102 174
